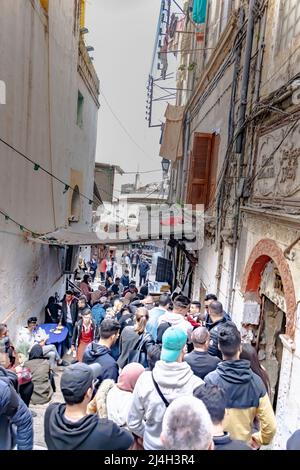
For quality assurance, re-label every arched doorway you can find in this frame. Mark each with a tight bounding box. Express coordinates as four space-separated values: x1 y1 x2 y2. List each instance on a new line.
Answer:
70 185 81 223
240 239 297 412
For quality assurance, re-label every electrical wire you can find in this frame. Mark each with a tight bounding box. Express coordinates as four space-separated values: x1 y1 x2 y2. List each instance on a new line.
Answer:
100 90 156 163
0 136 119 203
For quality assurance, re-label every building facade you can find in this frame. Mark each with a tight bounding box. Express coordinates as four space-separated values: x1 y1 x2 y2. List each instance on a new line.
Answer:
159 0 300 447
0 0 99 338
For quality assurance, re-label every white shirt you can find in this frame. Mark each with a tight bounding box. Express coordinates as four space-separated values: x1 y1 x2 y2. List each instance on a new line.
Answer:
66 302 72 324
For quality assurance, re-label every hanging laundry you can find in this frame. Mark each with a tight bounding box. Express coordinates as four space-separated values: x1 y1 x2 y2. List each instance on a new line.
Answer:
192 0 208 25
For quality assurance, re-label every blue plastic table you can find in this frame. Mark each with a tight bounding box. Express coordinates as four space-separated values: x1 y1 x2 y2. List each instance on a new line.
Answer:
39 323 68 357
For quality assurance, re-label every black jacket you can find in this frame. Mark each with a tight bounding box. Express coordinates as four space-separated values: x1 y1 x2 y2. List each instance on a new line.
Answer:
71 319 99 349
206 317 228 359
205 360 266 410
60 298 78 326
83 343 119 382
213 433 252 450
184 350 220 379
44 403 133 450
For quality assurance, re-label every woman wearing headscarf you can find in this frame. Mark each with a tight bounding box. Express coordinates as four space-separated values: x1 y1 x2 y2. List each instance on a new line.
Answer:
87 363 144 427
45 296 61 324
106 363 144 429
24 344 53 404
80 274 93 304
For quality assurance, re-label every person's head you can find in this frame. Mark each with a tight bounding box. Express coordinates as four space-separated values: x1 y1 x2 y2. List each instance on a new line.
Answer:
81 309 92 326
218 322 241 360
78 295 87 309
128 282 136 293
65 290 74 303
204 294 218 311
47 296 55 306
99 319 120 346
27 316 38 331
158 294 171 308
142 295 154 311
134 307 149 334
114 277 120 285
240 343 271 393
60 363 102 406
161 327 187 363
208 301 223 321
83 274 90 284
190 301 201 315
194 384 227 426
29 344 44 361
147 344 161 371
117 363 145 392
172 295 190 316
0 323 8 339
191 327 210 351
124 269 130 276
160 396 213 450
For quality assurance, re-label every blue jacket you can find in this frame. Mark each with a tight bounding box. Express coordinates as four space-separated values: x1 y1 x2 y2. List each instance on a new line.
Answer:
91 304 106 326
0 380 33 450
83 343 119 382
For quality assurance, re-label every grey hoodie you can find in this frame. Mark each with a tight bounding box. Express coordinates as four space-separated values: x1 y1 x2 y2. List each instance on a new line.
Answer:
158 311 193 340
127 360 203 450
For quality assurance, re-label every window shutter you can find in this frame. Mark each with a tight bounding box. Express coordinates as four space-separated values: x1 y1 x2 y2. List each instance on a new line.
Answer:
187 133 212 207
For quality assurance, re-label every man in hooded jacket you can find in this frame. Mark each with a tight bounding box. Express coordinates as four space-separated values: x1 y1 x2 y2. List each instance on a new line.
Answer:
127 327 203 450
204 322 276 449
82 319 120 382
44 363 133 450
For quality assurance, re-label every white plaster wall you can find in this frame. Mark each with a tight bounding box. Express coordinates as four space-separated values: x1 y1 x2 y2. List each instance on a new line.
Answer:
0 0 99 337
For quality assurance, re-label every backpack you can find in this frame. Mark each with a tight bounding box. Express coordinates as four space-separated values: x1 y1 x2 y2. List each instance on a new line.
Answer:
127 333 152 368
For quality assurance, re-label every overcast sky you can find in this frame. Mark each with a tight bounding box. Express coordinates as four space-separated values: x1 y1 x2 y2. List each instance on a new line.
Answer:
86 0 165 190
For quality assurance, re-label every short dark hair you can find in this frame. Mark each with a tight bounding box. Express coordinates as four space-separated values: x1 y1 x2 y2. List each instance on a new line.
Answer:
81 308 91 317
66 290 73 296
129 282 136 287
147 344 161 371
209 301 223 316
194 384 226 424
205 294 217 302
115 277 120 282
158 294 171 307
173 295 190 309
191 301 201 308
100 319 120 339
218 322 241 358
27 317 37 326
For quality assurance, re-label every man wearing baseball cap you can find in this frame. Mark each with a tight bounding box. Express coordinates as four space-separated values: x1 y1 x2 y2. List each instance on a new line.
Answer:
44 363 133 450
127 327 203 450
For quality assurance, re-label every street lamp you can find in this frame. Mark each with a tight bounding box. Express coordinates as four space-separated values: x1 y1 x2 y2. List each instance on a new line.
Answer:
161 158 170 175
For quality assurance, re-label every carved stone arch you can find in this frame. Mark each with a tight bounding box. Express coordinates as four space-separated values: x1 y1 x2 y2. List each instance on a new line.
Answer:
241 238 297 338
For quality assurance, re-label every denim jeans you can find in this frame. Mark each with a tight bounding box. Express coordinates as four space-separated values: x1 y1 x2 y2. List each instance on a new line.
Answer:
66 323 74 350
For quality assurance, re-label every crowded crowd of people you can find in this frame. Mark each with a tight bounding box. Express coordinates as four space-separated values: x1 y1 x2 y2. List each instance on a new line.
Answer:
1 252 300 451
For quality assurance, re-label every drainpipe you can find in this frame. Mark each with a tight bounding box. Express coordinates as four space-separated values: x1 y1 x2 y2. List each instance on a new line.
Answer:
236 0 256 154
227 0 257 314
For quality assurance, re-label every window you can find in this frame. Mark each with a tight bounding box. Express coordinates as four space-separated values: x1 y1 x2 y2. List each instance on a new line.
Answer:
279 0 300 50
76 91 84 128
186 133 220 210
70 185 81 223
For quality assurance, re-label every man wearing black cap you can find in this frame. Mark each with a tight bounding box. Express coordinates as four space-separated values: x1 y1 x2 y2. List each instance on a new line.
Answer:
44 363 133 450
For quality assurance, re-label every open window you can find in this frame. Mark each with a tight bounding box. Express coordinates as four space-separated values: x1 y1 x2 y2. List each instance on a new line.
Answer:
186 132 220 211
